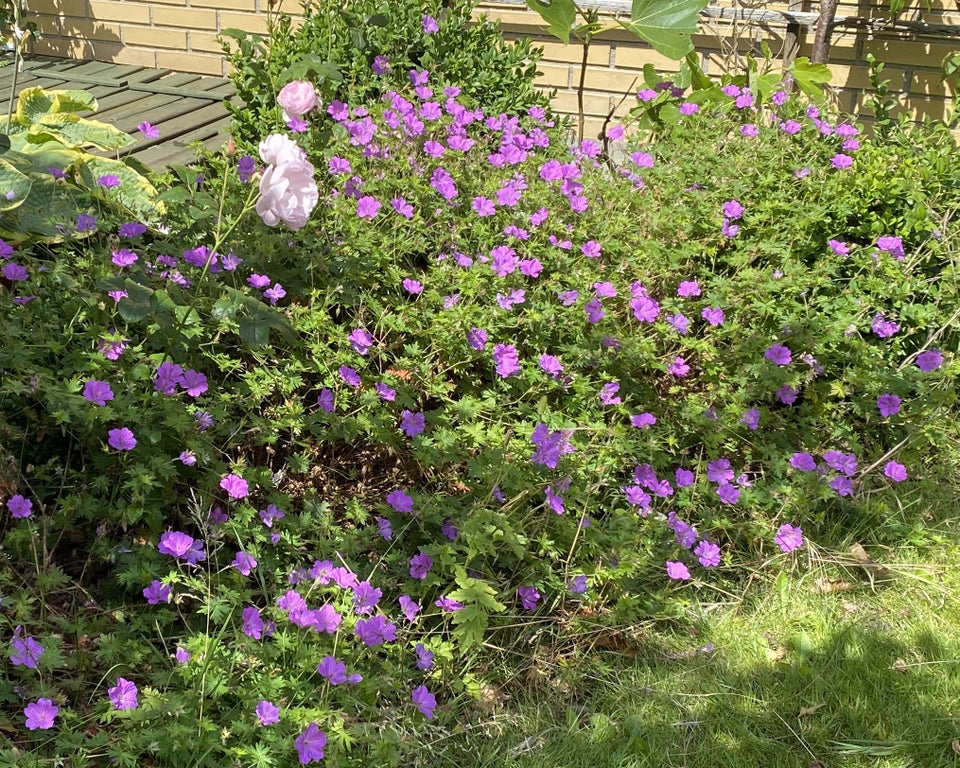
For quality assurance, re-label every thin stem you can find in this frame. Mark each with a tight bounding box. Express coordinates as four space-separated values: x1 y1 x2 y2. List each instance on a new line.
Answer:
166 178 259 345
577 38 589 143
4 0 24 133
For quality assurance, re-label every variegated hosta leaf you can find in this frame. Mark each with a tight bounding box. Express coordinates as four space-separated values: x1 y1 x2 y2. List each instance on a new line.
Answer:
0 157 33 212
30 113 135 151
75 155 165 220
0 178 89 243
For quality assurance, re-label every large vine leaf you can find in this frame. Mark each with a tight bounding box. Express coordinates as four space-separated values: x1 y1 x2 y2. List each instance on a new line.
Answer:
525 0 577 44
619 0 708 60
792 57 833 99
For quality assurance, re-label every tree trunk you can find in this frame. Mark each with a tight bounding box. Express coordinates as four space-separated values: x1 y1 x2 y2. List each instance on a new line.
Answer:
811 0 840 63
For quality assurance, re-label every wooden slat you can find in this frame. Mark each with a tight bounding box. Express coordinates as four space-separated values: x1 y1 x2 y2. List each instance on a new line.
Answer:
132 117 233 168
1 56 237 170
126 100 233 156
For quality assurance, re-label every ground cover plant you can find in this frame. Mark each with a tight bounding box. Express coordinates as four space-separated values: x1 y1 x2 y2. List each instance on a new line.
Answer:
1 8 960 767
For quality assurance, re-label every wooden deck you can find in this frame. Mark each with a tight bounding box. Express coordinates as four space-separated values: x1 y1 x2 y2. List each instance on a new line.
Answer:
0 56 236 169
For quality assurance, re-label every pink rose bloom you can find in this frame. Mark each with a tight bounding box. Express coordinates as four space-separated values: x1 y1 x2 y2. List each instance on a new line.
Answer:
277 80 319 117
258 133 305 167
256 135 318 231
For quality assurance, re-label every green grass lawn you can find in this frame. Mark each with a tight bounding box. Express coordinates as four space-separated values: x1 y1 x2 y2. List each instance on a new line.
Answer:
420 531 960 768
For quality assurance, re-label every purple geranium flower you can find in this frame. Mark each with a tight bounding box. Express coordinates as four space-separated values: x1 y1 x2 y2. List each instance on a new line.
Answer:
158 531 198 560
107 427 136 451
339 365 362 387
108 677 138 711
599 381 621 405
295 723 327 764
493 343 520 377
765 344 792 365
143 580 171 604
242 606 265 639
220 473 249 499
386 488 413 513
7 494 33 518
348 328 374 355
916 349 944 372
181 370 208 397
256 700 280 726
632 412 656 428
775 523 804 552
739 408 760 430
668 357 690 377
707 458 734 484
399 595 420 622
716 482 741 505
232 551 257 576
24 698 58 730
695 540 721 568
356 196 381 219
517 585 540 610
884 461 908 482
137 121 159 138
400 410 425 437
83 379 113 405
702 307 724 326
154 361 184 395
409 551 433 579
790 452 817 471
354 615 396 646
877 394 901 417
415 642 434 670
318 388 335 413
10 629 43 668
665 561 691 581
411 684 437 719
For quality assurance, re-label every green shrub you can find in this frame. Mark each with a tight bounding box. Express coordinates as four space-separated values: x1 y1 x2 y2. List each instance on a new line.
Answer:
221 0 549 150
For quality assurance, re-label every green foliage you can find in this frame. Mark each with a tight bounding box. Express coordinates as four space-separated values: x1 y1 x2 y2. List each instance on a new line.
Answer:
525 0 577 44
526 0 708 58
0 87 161 243
620 0 709 59
221 0 548 150
1 69 960 767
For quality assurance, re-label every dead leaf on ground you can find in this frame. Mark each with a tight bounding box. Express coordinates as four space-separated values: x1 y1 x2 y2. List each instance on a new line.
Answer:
813 577 855 594
766 645 788 663
848 542 893 584
893 658 909 673
951 738 960 755
475 683 506 714
798 703 826 717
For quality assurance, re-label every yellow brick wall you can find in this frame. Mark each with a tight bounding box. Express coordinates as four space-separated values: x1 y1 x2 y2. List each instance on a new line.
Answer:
28 0 274 76
24 0 960 127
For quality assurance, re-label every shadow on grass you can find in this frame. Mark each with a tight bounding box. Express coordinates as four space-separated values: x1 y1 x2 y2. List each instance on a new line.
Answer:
421 557 960 768
490 626 959 768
